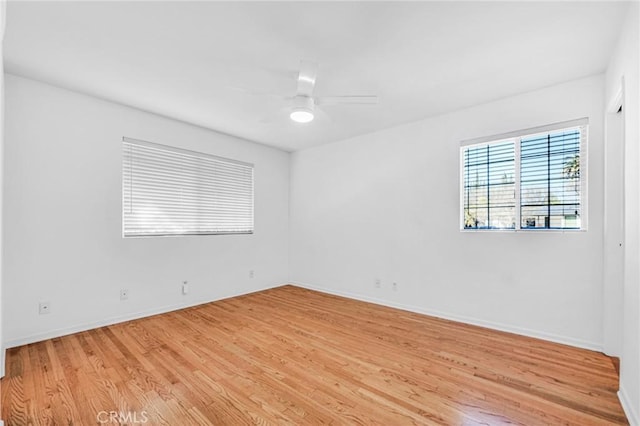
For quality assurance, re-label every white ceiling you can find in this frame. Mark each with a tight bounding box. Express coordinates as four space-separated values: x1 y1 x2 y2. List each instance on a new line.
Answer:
4 1 628 152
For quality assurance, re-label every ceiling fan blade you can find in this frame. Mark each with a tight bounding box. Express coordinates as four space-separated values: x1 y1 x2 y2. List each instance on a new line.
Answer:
316 95 379 106
296 60 318 97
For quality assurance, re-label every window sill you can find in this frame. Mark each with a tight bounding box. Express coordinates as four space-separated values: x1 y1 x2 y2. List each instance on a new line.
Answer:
460 228 586 233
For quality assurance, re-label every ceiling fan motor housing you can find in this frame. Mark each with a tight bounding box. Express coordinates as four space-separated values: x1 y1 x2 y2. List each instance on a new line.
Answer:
292 95 314 113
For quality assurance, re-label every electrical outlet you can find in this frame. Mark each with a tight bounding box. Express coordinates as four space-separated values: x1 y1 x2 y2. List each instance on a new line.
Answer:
375 278 381 288
249 270 255 279
39 302 50 315
392 282 398 291
120 288 129 300
182 281 189 295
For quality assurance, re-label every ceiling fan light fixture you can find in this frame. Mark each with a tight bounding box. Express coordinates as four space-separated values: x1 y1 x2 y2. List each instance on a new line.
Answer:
290 108 314 123
290 95 315 123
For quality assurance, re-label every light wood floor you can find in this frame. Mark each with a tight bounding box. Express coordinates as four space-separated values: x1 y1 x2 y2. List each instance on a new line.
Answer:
1 285 627 425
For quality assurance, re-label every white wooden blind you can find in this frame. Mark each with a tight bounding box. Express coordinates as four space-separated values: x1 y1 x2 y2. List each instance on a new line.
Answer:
122 137 254 237
462 140 516 229
520 127 583 229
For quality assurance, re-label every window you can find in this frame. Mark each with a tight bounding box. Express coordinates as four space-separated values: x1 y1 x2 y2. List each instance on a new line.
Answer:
461 118 588 231
123 137 254 237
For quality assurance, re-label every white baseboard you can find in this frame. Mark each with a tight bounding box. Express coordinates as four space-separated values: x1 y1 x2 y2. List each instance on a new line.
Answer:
4 283 286 349
291 281 603 352
0 346 4 378
619 386 639 426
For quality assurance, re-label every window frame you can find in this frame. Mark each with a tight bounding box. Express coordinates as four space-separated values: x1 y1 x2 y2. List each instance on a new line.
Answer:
460 118 588 232
122 137 255 238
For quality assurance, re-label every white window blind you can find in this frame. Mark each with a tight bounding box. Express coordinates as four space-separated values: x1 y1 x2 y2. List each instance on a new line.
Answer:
122 137 254 237
462 140 516 229
520 128 582 229
461 118 588 231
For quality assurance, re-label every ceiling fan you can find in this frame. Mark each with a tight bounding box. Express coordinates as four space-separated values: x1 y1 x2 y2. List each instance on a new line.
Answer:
277 60 379 124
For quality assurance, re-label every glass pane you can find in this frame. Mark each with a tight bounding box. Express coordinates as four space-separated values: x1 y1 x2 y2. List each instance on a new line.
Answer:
520 129 581 229
463 141 515 229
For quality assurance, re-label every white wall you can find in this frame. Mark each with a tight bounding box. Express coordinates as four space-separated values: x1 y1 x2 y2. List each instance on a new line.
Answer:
290 75 605 351
0 0 6 379
3 74 290 347
606 2 640 423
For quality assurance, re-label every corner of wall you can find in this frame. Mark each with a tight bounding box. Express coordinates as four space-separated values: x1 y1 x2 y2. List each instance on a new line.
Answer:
286 150 294 286
0 0 6 383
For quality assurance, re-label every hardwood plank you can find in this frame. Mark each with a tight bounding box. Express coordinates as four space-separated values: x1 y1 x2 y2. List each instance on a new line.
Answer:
1 285 628 425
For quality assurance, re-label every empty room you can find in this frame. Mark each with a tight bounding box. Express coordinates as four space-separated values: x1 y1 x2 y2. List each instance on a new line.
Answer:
0 0 638 424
